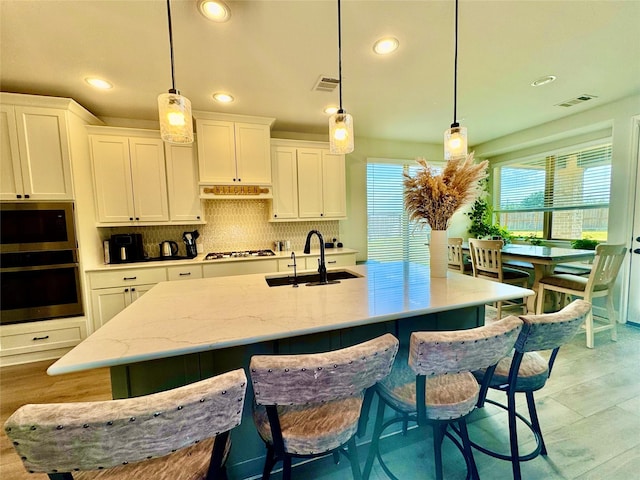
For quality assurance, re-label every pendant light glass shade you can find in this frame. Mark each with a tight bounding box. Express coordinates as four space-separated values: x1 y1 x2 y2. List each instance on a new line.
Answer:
329 0 354 155
329 110 354 154
158 0 193 144
444 0 466 159
158 89 194 144
444 123 467 160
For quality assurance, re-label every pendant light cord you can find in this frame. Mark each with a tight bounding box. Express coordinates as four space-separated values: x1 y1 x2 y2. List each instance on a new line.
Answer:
166 0 176 91
452 0 459 126
337 0 343 112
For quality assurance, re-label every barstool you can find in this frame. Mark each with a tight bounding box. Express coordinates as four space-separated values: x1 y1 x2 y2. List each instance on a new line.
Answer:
471 299 592 479
249 333 399 480
362 316 524 480
4 368 247 480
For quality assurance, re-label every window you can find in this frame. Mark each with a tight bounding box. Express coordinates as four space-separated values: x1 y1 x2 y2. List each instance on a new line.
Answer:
495 141 612 241
367 160 442 264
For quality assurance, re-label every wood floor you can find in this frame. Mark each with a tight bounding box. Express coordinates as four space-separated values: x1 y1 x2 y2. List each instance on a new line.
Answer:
0 360 112 480
1 321 639 480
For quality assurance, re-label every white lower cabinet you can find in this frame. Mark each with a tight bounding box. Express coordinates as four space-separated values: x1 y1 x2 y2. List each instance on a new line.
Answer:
167 265 203 281
0 318 87 367
88 267 167 331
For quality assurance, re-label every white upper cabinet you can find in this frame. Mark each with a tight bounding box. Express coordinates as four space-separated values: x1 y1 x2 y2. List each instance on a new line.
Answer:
194 112 274 185
270 139 346 221
270 145 299 219
89 128 169 225
0 104 73 200
297 148 325 218
164 142 203 222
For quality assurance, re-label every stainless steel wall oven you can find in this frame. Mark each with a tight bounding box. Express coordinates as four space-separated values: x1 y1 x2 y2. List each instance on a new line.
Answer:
1 202 83 325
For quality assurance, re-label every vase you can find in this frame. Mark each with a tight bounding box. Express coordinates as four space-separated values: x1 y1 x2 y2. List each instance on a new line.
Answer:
429 230 448 278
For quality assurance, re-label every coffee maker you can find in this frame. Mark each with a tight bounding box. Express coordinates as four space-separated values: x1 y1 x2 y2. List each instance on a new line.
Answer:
109 234 144 263
182 230 199 258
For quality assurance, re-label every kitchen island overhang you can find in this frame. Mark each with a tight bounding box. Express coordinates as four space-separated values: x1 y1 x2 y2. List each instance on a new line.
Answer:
49 261 533 376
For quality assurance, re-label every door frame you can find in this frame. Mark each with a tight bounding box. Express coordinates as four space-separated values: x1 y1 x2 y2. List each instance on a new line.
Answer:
623 115 640 325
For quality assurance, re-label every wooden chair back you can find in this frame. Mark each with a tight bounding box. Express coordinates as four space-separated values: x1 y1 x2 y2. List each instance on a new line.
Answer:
586 243 627 294
447 237 465 272
468 238 505 281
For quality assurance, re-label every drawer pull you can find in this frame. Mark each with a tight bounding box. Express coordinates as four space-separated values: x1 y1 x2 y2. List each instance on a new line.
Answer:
123 276 137 281
328 260 337 264
179 272 191 276
33 335 50 341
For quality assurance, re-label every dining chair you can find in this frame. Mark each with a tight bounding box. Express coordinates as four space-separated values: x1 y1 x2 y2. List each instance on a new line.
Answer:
249 333 399 480
535 243 626 348
4 368 247 480
468 238 530 318
362 316 524 480
447 237 472 274
471 299 591 480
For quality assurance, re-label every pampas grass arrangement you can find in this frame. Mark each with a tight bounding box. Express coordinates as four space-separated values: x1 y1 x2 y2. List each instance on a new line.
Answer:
404 152 489 231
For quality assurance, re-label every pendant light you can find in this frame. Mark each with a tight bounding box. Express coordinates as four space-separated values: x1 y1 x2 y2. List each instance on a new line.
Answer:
443 0 467 160
329 0 354 154
158 0 194 144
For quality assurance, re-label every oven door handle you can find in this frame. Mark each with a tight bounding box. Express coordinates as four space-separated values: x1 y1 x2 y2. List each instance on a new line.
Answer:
0 262 79 273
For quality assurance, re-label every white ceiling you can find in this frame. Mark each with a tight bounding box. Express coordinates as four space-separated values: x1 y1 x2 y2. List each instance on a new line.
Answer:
1 0 639 146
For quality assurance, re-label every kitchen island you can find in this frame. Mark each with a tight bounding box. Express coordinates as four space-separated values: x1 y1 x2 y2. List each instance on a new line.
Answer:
49 261 532 478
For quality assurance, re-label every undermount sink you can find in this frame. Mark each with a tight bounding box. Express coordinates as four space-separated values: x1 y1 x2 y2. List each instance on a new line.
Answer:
265 269 362 287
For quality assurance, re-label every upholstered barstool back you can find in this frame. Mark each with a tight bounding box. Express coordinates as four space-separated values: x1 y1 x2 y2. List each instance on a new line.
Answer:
468 238 530 318
4 369 247 479
250 333 399 479
363 316 523 480
536 243 626 348
472 299 591 480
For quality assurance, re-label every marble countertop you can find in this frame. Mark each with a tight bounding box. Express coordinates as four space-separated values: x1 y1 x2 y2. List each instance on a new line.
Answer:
85 248 358 272
49 262 533 375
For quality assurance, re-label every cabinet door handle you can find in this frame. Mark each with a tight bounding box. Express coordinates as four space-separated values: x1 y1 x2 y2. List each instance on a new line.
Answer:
238 178 241 182
24 194 30 198
32 335 50 341
123 276 137 280
16 194 22 199
179 272 191 276
131 288 136 292
129 217 134 221
124 288 129 292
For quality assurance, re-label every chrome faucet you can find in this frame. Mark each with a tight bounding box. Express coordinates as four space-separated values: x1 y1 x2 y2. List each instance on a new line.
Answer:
288 251 298 287
303 229 327 284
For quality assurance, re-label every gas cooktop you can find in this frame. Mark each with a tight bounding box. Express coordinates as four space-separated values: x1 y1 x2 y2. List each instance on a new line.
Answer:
204 249 276 260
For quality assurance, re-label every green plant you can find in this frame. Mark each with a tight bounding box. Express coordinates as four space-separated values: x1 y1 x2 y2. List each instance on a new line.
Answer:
465 197 513 243
523 234 544 246
571 237 599 250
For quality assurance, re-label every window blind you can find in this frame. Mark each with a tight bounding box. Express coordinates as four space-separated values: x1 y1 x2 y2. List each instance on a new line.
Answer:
367 161 442 264
495 141 611 240
498 143 612 213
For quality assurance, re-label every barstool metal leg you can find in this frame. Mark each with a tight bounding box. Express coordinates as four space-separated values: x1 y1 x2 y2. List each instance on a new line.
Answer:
362 397 386 480
526 391 547 455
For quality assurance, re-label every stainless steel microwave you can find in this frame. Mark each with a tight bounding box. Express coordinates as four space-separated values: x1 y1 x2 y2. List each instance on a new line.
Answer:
0 202 77 253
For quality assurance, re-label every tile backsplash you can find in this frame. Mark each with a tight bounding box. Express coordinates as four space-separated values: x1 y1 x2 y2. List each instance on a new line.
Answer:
104 200 340 257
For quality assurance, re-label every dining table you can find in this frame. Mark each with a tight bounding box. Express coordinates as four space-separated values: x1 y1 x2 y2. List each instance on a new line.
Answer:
462 243 596 312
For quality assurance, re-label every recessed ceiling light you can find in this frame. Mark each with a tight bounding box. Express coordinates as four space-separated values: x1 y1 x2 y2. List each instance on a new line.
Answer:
198 0 231 22
213 92 234 103
373 37 399 55
531 75 557 87
85 77 113 89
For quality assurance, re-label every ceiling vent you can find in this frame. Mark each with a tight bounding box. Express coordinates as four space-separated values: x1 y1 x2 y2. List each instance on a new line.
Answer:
313 75 339 92
555 94 598 108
